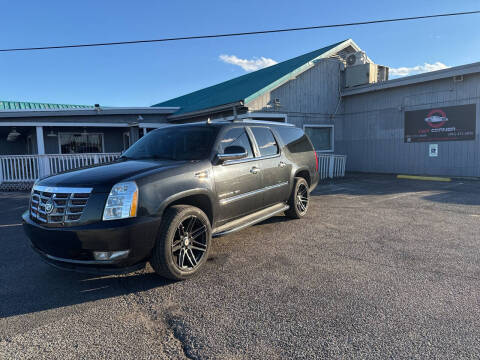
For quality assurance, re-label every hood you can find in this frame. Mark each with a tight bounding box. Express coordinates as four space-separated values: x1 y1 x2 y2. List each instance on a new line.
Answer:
38 159 182 192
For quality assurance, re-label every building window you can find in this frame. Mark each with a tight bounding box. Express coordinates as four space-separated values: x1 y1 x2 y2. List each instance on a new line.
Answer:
303 125 334 152
58 132 104 154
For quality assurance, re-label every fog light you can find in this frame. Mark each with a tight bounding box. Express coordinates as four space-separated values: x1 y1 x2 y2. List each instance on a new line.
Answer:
93 250 130 261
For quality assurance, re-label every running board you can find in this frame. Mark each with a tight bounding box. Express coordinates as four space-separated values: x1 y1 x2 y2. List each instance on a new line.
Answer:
212 203 289 238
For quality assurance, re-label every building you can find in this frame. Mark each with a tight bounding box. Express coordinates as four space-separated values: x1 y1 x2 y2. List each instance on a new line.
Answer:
1 38 478 185
0 101 178 156
0 101 177 186
156 39 479 177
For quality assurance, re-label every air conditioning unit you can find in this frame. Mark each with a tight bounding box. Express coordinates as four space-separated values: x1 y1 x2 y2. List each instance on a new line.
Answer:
377 65 389 82
346 51 368 67
345 63 378 88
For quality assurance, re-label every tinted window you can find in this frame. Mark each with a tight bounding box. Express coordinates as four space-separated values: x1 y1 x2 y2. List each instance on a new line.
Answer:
122 125 219 161
275 127 313 153
218 127 254 158
250 127 279 157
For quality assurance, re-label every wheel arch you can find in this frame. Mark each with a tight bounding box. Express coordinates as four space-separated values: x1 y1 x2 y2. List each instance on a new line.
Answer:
158 189 215 226
294 168 311 187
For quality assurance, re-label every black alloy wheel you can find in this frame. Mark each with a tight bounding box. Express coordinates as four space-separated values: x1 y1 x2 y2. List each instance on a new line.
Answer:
295 182 309 215
150 205 211 280
172 215 208 271
285 177 310 219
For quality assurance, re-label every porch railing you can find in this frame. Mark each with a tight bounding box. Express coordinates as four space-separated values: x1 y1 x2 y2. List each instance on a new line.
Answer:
0 152 345 184
317 154 347 180
0 153 121 183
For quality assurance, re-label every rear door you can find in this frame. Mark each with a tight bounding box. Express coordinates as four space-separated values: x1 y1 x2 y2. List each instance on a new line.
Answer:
248 126 291 208
212 126 263 224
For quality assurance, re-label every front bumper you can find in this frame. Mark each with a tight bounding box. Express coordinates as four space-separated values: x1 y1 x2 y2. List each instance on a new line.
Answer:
22 211 161 271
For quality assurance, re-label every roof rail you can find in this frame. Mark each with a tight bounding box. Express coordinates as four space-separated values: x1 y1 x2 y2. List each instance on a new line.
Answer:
209 117 294 126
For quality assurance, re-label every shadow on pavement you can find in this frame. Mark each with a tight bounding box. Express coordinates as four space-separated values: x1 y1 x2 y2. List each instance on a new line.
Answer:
0 258 173 319
311 174 480 206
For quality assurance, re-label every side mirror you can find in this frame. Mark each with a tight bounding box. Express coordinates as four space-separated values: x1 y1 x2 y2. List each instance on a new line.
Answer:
216 145 248 163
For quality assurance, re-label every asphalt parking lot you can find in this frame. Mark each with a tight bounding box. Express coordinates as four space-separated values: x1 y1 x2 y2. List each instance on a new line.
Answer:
1 174 479 359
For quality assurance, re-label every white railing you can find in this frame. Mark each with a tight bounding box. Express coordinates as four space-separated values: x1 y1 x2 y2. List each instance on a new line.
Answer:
0 152 345 184
0 153 121 183
0 155 40 183
48 153 120 174
317 154 347 179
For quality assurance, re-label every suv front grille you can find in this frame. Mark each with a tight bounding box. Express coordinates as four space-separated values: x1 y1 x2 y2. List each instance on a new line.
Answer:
30 185 93 225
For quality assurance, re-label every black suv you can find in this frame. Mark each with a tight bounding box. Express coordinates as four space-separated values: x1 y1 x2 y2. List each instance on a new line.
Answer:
23 120 319 280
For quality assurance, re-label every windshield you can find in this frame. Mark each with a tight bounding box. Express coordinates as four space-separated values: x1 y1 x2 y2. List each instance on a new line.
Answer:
122 125 220 161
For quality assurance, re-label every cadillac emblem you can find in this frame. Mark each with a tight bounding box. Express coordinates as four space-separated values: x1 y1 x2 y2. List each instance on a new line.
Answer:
44 199 55 214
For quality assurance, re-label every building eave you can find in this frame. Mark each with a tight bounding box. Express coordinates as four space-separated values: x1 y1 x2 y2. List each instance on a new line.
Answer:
167 101 244 121
0 106 180 118
342 61 480 97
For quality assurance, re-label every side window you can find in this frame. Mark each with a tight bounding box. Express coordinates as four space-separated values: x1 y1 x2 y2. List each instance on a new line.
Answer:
218 127 254 158
276 127 313 153
250 127 279 157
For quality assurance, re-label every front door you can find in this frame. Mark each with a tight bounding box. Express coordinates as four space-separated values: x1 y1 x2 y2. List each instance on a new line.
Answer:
212 126 263 225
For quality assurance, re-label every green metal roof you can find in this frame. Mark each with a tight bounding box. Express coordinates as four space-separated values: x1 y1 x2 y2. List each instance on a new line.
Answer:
153 40 348 115
0 100 93 111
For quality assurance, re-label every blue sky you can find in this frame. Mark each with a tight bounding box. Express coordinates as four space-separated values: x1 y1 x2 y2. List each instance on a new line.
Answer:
1 0 479 107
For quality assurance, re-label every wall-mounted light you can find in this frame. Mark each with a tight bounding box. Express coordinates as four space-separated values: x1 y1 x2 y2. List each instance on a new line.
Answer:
47 129 57 137
7 127 21 142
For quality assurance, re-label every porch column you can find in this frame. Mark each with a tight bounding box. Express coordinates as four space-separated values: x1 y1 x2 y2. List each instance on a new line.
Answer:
36 126 45 154
129 126 140 144
36 126 49 178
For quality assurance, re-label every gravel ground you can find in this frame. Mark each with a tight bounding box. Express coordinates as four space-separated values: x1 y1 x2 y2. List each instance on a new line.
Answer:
1 174 479 359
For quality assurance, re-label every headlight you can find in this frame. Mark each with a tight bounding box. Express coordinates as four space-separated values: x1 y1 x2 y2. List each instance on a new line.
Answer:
103 181 138 221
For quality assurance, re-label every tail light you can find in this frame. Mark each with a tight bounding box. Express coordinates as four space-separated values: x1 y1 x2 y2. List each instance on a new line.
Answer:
314 151 319 172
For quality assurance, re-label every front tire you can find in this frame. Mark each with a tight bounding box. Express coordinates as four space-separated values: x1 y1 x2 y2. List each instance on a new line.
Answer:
285 177 310 219
150 205 211 280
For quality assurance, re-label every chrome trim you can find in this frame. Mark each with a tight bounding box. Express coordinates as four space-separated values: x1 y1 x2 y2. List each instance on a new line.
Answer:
33 185 93 194
30 185 92 225
219 181 289 205
217 151 248 162
221 154 282 166
256 154 281 161
222 157 257 165
41 252 116 265
213 204 289 237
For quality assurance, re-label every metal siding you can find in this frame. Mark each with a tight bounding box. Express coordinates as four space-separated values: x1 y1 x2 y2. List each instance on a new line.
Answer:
246 60 342 130
341 73 480 176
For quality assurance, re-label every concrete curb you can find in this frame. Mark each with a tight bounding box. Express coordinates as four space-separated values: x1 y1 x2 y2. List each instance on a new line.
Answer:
397 175 451 182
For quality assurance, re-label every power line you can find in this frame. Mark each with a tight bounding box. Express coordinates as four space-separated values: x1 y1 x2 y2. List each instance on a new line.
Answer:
1 10 479 53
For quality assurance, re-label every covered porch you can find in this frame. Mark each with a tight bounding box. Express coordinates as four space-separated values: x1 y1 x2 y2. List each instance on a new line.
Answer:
0 104 179 186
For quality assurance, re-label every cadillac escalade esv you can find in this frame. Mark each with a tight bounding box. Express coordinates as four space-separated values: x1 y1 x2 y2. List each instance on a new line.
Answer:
23 120 319 280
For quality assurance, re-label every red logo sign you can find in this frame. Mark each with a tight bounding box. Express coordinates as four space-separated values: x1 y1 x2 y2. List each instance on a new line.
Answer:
424 109 448 128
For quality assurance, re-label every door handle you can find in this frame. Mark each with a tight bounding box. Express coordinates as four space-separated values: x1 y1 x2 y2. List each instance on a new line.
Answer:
250 166 260 174
279 161 286 168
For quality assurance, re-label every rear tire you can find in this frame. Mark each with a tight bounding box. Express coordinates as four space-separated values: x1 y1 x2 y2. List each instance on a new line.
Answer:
150 205 211 280
285 177 309 219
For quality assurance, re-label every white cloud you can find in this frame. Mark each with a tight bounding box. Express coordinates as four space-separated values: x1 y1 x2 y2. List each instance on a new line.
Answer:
219 54 277 72
389 62 450 77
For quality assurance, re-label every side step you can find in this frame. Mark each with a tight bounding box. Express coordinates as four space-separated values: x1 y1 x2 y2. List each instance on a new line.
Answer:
212 203 289 238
